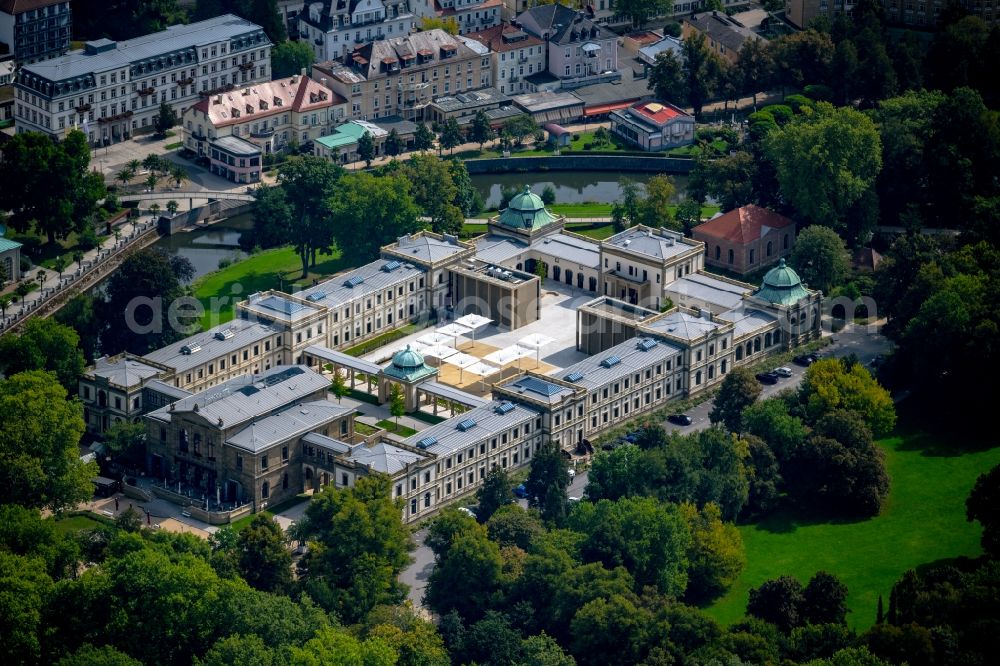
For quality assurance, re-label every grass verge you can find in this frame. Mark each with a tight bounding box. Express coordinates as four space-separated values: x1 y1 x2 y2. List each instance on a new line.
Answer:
377 420 418 437
704 410 1000 631
51 511 114 534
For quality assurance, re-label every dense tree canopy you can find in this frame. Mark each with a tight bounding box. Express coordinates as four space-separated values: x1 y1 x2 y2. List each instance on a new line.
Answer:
327 172 422 261
0 318 85 392
0 372 93 512
790 225 851 293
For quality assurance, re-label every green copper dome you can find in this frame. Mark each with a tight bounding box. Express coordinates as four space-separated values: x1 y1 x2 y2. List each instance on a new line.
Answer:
497 186 560 231
392 345 425 369
753 259 812 306
383 345 438 383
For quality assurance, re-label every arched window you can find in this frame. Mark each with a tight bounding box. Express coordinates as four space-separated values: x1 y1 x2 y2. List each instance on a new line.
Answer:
735 346 743 361
553 266 561 281
565 269 573 285
749 249 755 264
423 492 431 508
766 241 772 257
261 481 270 499
715 245 721 260
746 342 753 357
282 473 289 490
784 233 790 250
774 329 781 343
695 370 702 385
708 365 715 379
728 249 734 264
721 360 727 373
754 337 761 352
765 332 772 347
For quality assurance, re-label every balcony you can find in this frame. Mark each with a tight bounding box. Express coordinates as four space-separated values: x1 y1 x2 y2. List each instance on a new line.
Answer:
137 87 156 96
609 269 648 285
98 111 134 124
75 103 91 113
238 61 255 71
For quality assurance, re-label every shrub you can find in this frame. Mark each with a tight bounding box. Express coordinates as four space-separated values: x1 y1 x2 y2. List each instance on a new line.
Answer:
802 84 833 101
218 258 232 270
763 104 794 125
785 94 815 113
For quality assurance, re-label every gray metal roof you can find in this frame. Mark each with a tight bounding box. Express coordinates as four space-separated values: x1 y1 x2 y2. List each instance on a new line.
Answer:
669 273 750 311
303 344 382 375
501 375 575 405
143 380 193 401
143 318 278 374
227 399 355 452
604 226 693 262
531 232 599 268
402 399 540 456
147 365 329 429
294 258 425 310
303 431 352 454
511 90 584 113
88 356 164 387
474 235 528 264
717 306 777 338
643 311 724 341
20 14 269 82
556 335 683 392
242 293 323 323
390 232 468 265
516 4 617 46
419 380 489 408
211 135 262 156
431 87 510 113
348 441 428 475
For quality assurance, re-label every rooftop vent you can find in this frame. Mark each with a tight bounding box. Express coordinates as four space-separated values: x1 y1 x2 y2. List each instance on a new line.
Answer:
416 436 438 449
457 418 478 432
600 355 621 368
495 401 515 415
637 338 658 351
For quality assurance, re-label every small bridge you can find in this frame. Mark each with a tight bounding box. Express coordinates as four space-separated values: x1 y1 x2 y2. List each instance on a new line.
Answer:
118 190 257 204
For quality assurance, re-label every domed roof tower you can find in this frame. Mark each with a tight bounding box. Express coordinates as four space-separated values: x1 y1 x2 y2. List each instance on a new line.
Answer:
752 258 812 306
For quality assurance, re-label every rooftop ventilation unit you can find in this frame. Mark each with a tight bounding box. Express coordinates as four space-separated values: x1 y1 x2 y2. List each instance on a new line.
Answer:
600 355 621 368
416 436 438 449
214 329 235 341
344 276 365 288
637 338 658 351
564 371 585 382
457 418 478 432
495 401 515 415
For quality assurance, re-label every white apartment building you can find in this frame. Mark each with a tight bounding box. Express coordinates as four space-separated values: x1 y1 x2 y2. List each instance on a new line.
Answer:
464 22 545 96
414 0 503 35
298 0 416 61
13 14 271 145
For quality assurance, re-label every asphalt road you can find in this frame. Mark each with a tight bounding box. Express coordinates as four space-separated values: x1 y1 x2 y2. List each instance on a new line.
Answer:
400 323 892 610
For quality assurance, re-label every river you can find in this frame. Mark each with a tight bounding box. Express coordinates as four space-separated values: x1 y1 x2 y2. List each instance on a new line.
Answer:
155 172 692 281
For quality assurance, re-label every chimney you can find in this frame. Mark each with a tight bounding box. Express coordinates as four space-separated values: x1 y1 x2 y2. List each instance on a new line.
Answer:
301 67 307 76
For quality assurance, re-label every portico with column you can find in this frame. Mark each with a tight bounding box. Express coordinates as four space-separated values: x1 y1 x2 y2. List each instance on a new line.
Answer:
378 345 438 411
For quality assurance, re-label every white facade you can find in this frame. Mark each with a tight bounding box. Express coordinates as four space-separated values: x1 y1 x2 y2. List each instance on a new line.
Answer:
299 0 416 61
13 14 271 145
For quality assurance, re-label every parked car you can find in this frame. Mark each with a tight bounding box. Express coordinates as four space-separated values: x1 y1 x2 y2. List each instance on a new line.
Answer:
513 484 529 499
458 506 477 519
756 371 780 385
667 414 693 426
773 366 793 378
567 469 576 480
568 496 581 503
793 354 815 366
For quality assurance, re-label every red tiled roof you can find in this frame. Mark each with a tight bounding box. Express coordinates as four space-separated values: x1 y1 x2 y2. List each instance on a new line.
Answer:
632 101 687 124
583 100 634 117
191 75 344 129
465 23 544 53
0 0 62 13
693 204 795 244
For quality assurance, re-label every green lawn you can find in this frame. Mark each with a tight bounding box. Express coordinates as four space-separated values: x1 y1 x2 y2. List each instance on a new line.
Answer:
51 512 113 534
705 415 1000 631
192 246 348 329
376 419 418 437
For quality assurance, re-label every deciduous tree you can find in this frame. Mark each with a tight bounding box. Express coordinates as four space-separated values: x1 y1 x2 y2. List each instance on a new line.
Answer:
966 463 1000 557
709 367 762 433
789 225 850 293
525 441 570 522
476 467 515 523
271 39 315 78
236 514 293 594
679 502 746 602
0 371 93 511
0 318 85 392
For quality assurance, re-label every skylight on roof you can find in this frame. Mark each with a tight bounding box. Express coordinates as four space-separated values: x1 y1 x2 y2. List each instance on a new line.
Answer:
564 371 584 382
306 292 326 302
517 376 562 397
344 276 365 288
495 401 515 415
601 355 622 368
416 436 438 449
637 338 658 351
382 260 402 272
457 418 477 432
